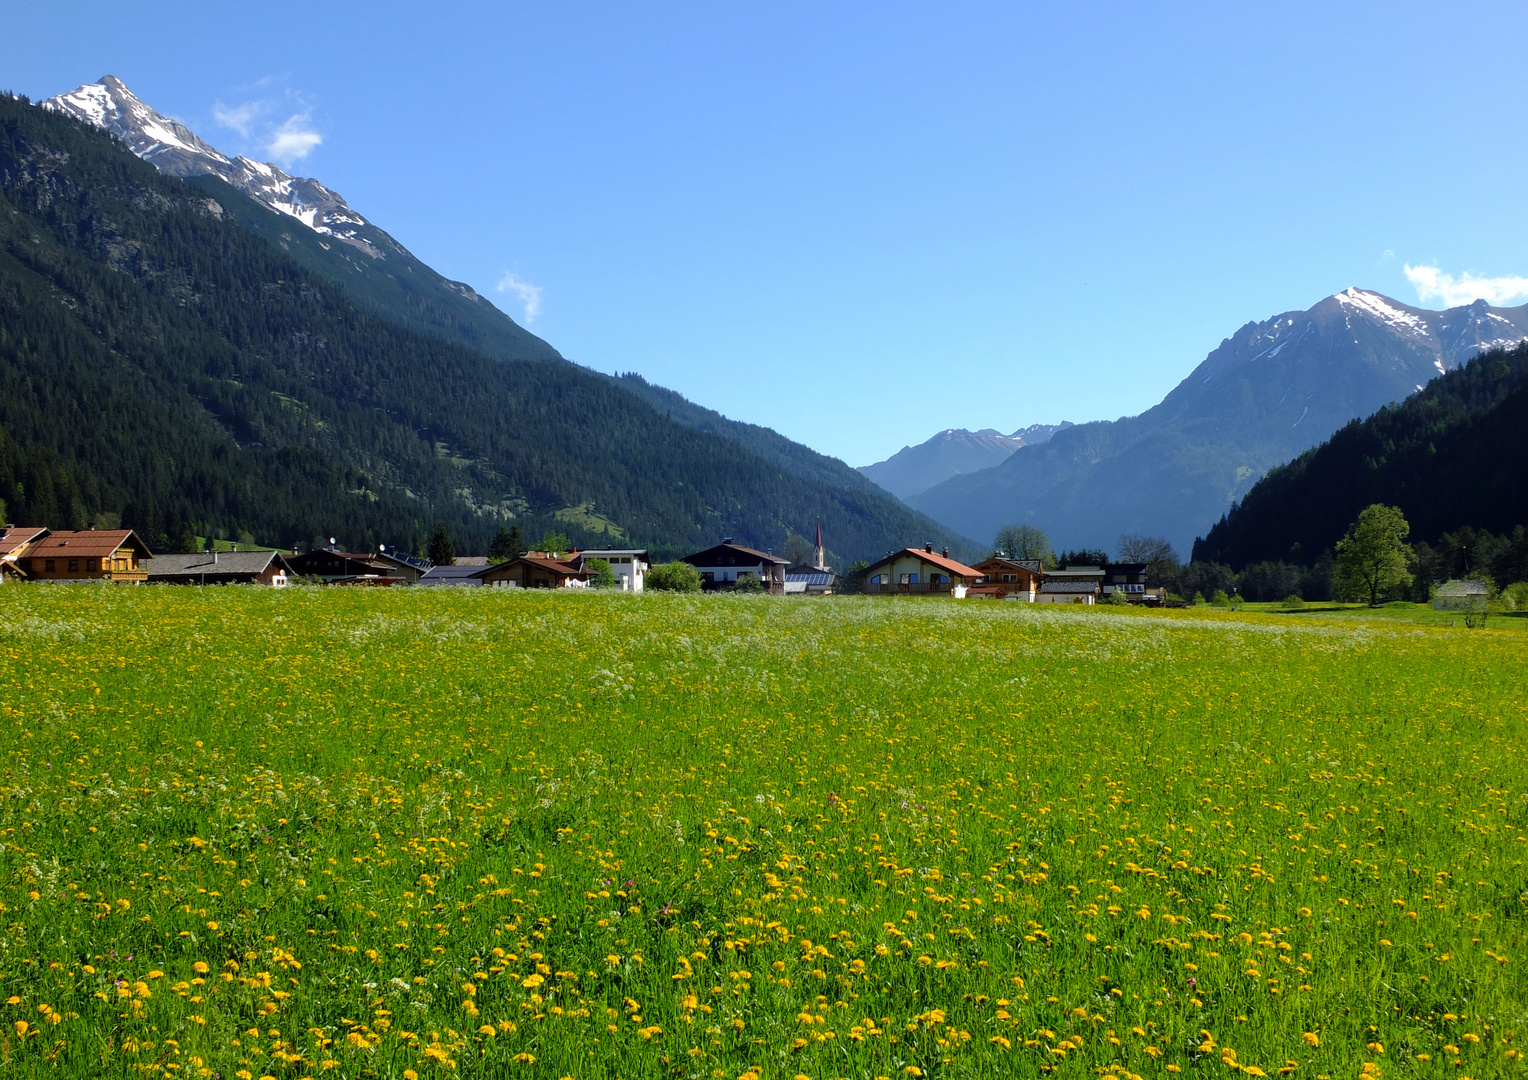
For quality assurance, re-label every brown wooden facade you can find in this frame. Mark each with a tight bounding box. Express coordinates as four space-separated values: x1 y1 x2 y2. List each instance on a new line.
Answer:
17 529 152 583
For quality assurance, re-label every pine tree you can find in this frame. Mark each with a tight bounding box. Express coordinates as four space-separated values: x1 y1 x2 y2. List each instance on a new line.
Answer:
427 522 456 567
489 524 521 564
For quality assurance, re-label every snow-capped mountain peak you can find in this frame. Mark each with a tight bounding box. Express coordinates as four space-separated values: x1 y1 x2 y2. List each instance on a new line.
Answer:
44 76 383 259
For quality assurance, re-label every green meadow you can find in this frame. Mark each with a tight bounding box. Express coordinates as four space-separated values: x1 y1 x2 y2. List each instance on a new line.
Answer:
0 588 1523 1079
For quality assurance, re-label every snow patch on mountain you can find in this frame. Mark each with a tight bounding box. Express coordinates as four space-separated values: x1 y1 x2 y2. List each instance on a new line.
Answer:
1334 286 1430 337
44 76 384 259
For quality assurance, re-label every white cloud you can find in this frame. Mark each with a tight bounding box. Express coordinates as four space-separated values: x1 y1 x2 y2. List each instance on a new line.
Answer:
496 272 544 324
267 113 322 165
1404 263 1528 308
212 100 265 137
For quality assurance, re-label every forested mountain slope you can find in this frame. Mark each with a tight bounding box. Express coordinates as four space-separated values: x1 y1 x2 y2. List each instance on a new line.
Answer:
0 94 968 560
45 76 564 366
1192 343 1528 568
46 77 901 502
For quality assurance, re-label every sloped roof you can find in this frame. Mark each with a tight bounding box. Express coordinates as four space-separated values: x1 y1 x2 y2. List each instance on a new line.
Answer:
0 527 48 557
683 542 789 566
376 550 433 572
1435 579 1490 595
145 551 287 577
1040 580 1099 593
974 556 1043 577
515 555 584 575
418 564 487 586
28 529 152 559
865 547 985 579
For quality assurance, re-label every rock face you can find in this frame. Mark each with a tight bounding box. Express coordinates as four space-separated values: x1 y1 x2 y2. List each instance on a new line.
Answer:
46 76 381 258
908 289 1528 554
859 422 1071 501
43 76 562 363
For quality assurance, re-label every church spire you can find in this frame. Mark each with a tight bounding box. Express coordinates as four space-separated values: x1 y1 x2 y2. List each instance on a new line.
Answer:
814 521 825 571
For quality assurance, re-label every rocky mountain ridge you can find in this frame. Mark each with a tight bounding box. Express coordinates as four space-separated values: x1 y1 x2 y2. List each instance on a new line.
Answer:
908 288 1528 554
858 422 1071 500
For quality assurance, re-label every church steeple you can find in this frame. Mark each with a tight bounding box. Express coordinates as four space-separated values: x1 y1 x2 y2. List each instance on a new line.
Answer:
814 521 825 571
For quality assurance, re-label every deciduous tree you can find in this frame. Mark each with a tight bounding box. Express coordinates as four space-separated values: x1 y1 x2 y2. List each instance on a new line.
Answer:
993 524 1052 564
1335 504 1412 605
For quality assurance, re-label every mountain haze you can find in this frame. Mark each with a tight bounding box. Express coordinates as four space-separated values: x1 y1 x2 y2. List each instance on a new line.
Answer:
909 288 1528 553
858 423 1071 501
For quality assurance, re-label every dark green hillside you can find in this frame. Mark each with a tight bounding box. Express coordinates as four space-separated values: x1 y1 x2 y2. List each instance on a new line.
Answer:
0 94 966 560
183 174 564 366
1192 343 1528 567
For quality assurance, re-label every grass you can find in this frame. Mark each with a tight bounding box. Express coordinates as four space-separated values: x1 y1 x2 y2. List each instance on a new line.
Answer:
0 589 1523 1079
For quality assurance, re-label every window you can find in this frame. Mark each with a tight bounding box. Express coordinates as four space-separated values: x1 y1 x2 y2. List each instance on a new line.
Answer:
68 559 79 572
18 559 29 572
87 558 99 572
870 574 882 584
45 559 55 573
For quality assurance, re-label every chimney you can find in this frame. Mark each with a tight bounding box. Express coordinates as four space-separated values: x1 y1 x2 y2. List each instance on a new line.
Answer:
942 547 949 558
722 537 733 545
924 542 933 553
231 543 238 553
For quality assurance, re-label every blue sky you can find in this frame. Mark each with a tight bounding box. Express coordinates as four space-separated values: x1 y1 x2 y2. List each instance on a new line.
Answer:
7 2 1528 465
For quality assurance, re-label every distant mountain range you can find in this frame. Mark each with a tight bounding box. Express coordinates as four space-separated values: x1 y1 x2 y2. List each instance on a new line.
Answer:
907 288 1528 554
1193 341 1528 568
0 82 970 561
858 423 1071 500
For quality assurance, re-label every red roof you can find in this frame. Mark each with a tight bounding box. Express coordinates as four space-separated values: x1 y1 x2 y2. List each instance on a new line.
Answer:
867 547 985 579
515 555 584 575
27 529 153 559
0 527 47 557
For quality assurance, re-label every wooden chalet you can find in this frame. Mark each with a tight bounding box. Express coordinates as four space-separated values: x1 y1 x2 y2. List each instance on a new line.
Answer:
476 554 590 589
863 544 985 597
682 539 788 594
0 526 49 582
18 529 152 583
971 556 1044 600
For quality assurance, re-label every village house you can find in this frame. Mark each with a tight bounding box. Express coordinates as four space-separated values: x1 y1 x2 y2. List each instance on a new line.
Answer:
18 529 152 583
1036 565 1103 604
1433 579 1491 610
574 549 650 592
682 539 788 594
373 547 433 583
970 556 1044 600
417 564 488 587
476 553 590 589
144 549 293 586
0 526 49 582
863 544 985 597
1101 562 1158 603
286 549 405 585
